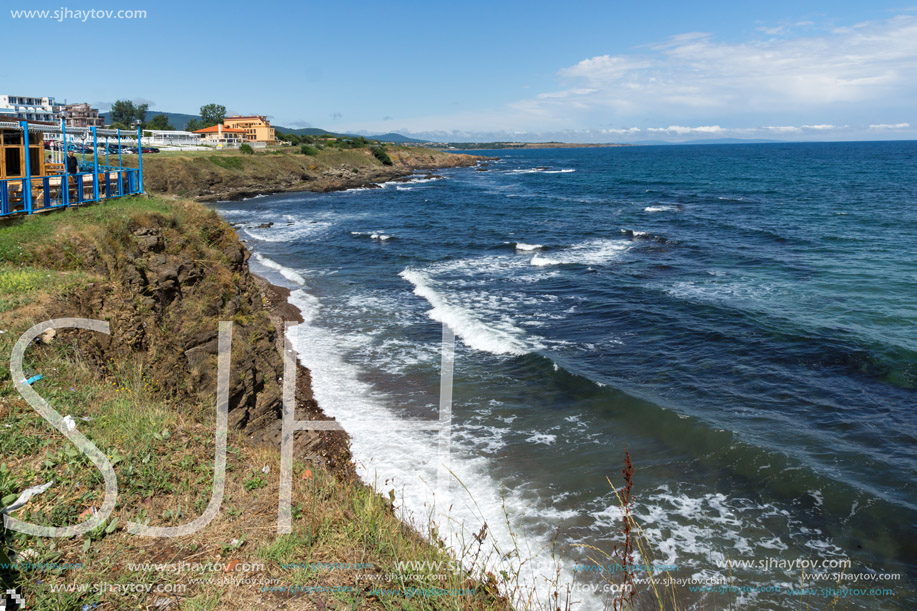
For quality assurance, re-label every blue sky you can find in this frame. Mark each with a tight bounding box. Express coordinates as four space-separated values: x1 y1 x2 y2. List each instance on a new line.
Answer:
3 1 916 141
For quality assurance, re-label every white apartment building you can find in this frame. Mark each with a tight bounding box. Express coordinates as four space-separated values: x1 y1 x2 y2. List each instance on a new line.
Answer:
0 95 60 122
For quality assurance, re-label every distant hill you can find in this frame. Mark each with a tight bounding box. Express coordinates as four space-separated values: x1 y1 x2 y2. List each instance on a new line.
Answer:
273 126 353 137
366 133 429 144
273 128 428 143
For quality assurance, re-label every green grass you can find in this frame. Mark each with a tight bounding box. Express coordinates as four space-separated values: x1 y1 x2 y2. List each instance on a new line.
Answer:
208 156 244 170
0 196 173 265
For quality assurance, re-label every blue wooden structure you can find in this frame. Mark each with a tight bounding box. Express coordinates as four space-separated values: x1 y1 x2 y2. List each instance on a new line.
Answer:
0 120 144 218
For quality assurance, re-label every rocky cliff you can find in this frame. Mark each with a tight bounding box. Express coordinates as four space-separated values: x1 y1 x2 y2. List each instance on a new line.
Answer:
47 199 351 472
139 146 484 202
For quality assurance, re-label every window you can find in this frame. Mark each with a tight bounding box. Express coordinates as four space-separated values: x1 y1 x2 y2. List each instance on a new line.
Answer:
5 147 22 178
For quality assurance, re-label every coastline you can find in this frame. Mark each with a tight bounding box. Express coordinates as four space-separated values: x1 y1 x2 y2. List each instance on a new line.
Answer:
251 272 355 477
139 146 488 202
231 183 588 608
0 195 513 609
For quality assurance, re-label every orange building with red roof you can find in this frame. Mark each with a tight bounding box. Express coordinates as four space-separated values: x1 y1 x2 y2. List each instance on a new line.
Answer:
193 123 246 147
223 115 276 144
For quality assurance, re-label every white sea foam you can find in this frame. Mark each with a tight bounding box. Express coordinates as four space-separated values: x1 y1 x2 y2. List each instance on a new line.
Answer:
526 432 557 445
454 423 508 454
376 175 443 188
352 231 394 241
514 242 543 251
216 208 251 218
644 205 680 213
509 168 576 174
662 279 782 309
285 288 592 609
399 269 533 356
587 486 846 584
243 220 333 243
530 239 629 267
250 252 307 286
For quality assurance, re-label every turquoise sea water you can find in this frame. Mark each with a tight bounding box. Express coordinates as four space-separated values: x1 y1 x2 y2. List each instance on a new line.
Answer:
214 142 916 609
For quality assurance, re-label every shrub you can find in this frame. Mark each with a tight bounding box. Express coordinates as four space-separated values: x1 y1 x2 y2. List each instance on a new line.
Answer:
339 136 368 149
371 146 393 166
239 143 254 155
300 144 319 156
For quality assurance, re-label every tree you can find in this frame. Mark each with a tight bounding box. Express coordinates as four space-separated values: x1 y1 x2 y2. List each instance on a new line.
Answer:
147 114 173 130
185 118 203 133
371 145 393 166
277 132 301 145
239 143 254 155
108 99 148 128
200 104 226 128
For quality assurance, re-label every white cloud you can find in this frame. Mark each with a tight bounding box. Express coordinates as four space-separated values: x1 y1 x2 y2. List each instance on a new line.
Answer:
546 15 917 117
536 88 597 99
646 125 724 134
558 56 654 83
601 127 641 134
869 122 911 129
528 15 917 128
340 14 917 139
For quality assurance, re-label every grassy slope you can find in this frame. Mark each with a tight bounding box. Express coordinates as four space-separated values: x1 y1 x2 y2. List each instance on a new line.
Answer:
132 146 482 201
0 197 510 610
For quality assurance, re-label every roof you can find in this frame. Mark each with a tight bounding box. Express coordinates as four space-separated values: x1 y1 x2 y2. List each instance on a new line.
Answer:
224 116 271 123
193 124 246 134
146 130 199 136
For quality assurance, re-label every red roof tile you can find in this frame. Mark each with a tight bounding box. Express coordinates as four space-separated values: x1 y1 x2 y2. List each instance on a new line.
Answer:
193 124 246 134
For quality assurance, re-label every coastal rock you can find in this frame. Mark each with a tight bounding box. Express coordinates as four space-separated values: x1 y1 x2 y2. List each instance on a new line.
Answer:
53 207 352 476
132 227 164 253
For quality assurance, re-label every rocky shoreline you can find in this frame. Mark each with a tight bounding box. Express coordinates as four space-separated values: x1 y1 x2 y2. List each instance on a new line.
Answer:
140 147 487 202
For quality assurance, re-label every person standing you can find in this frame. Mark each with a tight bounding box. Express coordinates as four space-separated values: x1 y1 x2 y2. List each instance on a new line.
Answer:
66 150 79 199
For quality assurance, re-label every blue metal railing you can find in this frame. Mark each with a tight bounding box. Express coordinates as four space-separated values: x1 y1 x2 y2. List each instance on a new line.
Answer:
0 122 144 218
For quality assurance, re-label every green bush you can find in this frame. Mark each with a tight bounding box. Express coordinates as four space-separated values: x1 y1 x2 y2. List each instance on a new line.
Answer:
239 143 254 155
300 144 319 156
371 146 393 166
338 136 368 149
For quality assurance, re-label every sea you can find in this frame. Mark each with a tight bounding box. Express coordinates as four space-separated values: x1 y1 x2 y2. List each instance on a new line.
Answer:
212 142 916 610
